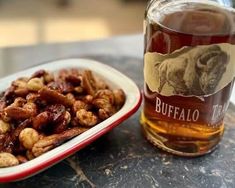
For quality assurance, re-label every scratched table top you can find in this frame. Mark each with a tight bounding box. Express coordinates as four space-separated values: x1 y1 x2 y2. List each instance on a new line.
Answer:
1 35 235 188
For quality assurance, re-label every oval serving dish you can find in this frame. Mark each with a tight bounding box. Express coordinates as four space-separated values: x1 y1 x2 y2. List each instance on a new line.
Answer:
0 59 142 182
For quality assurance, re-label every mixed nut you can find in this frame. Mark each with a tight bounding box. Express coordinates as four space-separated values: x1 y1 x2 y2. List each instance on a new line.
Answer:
0 68 125 167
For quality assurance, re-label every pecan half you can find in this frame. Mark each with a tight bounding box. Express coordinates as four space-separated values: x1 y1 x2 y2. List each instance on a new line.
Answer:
32 127 88 156
82 70 97 96
4 106 32 119
33 111 52 131
39 87 73 107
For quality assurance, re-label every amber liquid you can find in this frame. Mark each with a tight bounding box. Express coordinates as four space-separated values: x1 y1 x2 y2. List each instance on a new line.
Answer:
141 1 235 156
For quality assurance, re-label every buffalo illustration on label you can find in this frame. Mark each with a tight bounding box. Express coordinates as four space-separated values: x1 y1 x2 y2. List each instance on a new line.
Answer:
144 43 234 97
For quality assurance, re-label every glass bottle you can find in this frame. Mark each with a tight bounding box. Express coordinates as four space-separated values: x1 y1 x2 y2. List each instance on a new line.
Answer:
141 0 235 156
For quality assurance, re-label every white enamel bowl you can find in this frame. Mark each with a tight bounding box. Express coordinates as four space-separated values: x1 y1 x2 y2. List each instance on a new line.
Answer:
0 59 142 182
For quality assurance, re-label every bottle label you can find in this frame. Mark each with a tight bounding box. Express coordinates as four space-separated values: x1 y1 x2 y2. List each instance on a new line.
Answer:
144 44 235 125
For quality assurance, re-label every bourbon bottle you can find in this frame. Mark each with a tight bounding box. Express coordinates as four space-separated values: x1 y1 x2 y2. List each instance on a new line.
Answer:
141 0 235 156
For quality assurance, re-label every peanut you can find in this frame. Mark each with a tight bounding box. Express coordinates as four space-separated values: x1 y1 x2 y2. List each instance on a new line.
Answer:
19 128 39 149
0 152 19 167
27 78 44 91
0 120 11 134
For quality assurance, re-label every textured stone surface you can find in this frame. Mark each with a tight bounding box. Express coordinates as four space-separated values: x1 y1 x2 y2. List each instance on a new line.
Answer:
1 37 235 187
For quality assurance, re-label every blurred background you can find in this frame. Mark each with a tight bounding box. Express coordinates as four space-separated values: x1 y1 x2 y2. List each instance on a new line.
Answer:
0 0 146 47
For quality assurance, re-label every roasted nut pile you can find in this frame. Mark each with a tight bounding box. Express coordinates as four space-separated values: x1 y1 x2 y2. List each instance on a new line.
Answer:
0 69 125 167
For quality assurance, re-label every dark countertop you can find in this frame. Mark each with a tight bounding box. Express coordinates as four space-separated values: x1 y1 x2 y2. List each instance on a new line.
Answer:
1 35 235 188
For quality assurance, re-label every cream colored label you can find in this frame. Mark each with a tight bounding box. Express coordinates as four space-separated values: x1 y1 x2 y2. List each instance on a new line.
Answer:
144 44 235 97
